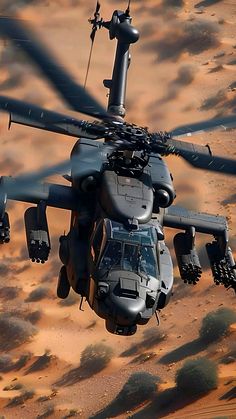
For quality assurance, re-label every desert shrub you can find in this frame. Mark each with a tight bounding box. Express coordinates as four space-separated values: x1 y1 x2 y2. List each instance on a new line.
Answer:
175 357 218 396
63 410 80 418
25 287 49 302
0 314 38 350
55 344 113 387
199 308 236 344
6 389 35 407
130 352 157 364
25 310 42 324
25 350 53 374
3 382 23 391
115 372 159 407
0 286 21 300
12 353 31 370
91 372 159 418
80 343 113 372
107 372 160 416
0 353 31 372
0 355 13 372
37 405 55 419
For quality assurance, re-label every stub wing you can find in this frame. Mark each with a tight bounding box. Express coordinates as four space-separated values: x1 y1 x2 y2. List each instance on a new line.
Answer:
163 205 236 291
163 205 228 236
0 177 78 211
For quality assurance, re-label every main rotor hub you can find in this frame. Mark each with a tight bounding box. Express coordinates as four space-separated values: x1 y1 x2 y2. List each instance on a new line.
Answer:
104 122 151 176
105 122 151 151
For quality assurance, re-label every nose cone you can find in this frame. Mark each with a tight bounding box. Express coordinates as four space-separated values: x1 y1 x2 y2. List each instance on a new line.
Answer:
110 293 145 325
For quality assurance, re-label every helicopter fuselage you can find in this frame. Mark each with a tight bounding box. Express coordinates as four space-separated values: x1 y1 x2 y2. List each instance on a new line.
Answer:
58 139 174 335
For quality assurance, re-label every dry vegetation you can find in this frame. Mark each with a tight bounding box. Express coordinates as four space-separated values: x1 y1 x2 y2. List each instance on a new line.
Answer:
55 343 114 387
6 389 35 407
25 309 42 324
0 286 21 299
175 357 219 396
0 353 31 372
25 350 54 374
199 307 236 343
0 314 37 350
91 372 159 418
25 286 50 302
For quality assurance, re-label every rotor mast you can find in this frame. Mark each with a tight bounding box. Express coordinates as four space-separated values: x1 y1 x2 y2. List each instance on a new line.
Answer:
100 8 139 118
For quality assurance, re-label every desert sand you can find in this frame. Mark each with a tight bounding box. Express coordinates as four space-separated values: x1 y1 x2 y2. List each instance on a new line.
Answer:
0 0 235 418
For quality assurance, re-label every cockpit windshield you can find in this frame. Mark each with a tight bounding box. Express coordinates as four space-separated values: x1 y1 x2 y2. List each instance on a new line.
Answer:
139 245 157 277
99 240 122 271
99 240 158 278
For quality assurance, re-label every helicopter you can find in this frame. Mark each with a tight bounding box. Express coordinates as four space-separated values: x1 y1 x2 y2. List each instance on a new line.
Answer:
0 2 235 336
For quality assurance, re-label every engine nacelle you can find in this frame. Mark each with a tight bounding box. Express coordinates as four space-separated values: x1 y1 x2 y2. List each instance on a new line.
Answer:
149 156 176 210
24 202 50 263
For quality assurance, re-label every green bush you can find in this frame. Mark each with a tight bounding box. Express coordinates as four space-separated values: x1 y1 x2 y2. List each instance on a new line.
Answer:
80 343 113 372
116 372 159 407
199 308 236 344
175 357 218 396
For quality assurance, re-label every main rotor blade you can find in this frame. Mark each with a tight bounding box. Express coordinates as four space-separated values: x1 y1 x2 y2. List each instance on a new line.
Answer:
167 139 236 175
28 151 103 182
170 114 236 138
0 155 95 197
1 143 114 196
0 96 105 139
0 16 109 120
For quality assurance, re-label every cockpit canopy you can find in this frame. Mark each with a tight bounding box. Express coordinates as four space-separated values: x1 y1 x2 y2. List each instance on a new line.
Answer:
94 220 159 278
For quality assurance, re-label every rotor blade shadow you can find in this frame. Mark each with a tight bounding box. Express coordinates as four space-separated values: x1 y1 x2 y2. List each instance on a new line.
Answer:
0 16 109 120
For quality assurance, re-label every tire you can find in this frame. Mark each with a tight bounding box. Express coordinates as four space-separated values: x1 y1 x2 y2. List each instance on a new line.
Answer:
57 265 70 299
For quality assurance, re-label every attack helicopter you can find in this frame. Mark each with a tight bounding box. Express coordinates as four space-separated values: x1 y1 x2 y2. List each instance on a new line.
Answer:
0 2 235 335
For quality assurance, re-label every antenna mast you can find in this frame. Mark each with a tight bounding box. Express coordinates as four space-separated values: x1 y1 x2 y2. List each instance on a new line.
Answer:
84 2 102 88
126 0 131 16
103 5 139 117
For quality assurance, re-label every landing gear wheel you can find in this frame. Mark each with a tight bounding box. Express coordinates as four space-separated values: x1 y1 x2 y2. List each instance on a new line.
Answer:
57 265 70 299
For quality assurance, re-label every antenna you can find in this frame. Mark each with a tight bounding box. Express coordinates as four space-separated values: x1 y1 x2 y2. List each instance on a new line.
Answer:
126 0 131 16
84 1 101 88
